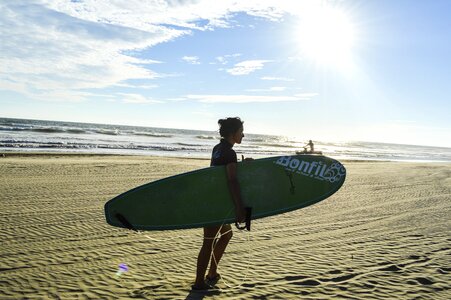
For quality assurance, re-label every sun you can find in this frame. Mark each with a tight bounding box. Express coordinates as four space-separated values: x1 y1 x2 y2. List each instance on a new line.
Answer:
297 5 356 68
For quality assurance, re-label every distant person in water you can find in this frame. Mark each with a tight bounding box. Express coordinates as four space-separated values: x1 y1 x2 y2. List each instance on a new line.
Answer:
303 140 314 153
193 117 247 290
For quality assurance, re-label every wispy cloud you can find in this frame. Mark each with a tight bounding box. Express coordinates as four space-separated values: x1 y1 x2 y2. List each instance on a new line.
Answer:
214 53 242 65
261 76 295 81
0 1 310 101
0 77 100 102
186 93 315 103
226 60 272 76
42 1 293 32
0 1 177 100
246 86 287 92
114 83 159 89
295 93 319 98
182 56 201 64
119 93 162 104
192 111 216 118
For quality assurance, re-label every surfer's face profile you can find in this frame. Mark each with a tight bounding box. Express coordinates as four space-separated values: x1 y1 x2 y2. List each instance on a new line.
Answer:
232 126 244 144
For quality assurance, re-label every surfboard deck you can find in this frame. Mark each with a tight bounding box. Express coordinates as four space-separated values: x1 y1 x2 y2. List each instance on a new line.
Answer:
104 155 346 231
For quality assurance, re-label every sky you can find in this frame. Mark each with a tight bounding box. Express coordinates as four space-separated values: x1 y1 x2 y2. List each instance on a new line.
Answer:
1 0 450 147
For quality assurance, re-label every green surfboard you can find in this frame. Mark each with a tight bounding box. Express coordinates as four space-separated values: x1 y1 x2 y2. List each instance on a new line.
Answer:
104 155 346 231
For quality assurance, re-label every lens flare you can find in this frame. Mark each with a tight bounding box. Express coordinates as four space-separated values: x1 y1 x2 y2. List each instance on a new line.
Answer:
115 263 129 277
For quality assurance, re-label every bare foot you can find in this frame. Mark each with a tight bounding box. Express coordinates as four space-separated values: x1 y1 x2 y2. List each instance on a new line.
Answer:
205 273 221 286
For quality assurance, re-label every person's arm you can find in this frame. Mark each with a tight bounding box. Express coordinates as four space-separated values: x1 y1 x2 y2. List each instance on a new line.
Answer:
225 162 246 223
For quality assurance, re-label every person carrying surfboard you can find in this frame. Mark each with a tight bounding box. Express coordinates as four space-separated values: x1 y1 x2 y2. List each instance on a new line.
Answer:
193 117 248 290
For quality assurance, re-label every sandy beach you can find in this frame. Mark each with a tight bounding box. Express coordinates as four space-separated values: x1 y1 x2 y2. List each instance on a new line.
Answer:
0 153 450 299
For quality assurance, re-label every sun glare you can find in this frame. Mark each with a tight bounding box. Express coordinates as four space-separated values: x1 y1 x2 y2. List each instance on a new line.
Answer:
297 6 355 68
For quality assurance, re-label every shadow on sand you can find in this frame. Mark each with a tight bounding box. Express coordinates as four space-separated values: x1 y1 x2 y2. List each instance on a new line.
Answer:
184 289 221 300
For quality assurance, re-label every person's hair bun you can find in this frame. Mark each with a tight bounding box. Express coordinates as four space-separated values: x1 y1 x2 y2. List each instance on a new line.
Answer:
218 117 243 138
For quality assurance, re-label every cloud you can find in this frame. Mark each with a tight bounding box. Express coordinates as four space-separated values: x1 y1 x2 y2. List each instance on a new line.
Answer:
119 93 162 104
41 0 292 32
214 53 242 65
294 93 319 98
114 83 159 89
261 76 295 81
246 86 287 92
186 93 315 103
192 111 216 118
0 0 314 101
226 60 272 76
0 1 180 100
182 56 201 64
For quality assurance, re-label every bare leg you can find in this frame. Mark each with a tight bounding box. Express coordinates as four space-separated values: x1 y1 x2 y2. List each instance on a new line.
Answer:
208 224 233 278
194 226 221 288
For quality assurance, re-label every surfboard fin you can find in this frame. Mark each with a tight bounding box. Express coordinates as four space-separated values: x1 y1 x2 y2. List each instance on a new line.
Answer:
235 207 252 231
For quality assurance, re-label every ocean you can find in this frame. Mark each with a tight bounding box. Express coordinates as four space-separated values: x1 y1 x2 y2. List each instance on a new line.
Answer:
1 117 450 162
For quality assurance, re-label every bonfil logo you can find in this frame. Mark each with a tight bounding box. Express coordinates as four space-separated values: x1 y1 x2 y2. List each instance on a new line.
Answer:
274 156 345 183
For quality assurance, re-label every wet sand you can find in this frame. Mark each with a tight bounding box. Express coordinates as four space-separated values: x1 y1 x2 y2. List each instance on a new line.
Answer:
0 153 450 299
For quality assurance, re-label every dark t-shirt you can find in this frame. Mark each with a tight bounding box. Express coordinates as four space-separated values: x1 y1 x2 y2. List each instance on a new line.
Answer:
210 139 237 167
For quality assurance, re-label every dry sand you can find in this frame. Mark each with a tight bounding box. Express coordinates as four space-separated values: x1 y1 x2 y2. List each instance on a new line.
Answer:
0 153 450 299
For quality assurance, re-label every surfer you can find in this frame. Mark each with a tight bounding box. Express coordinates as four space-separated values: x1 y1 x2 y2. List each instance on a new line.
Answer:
193 117 247 290
304 140 314 153
296 140 322 155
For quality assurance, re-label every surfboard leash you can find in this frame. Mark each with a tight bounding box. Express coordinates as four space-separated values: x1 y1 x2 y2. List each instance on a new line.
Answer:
129 207 254 292
207 208 254 292
210 226 253 292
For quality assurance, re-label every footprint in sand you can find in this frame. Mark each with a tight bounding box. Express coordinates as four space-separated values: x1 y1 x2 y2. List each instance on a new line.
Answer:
437 267 450 274
129 284 164 298
284 275 321 286
380 264 402 272
415 277 434 285
330 273 356 283
284 275 308 281
294 279 321 286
